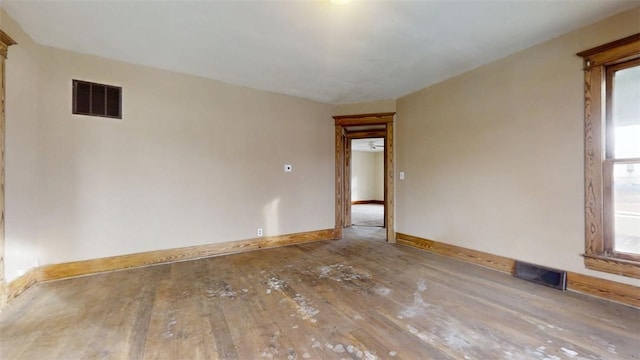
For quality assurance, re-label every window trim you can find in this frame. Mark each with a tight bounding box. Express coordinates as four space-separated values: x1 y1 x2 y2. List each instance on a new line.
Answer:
578 34 640 278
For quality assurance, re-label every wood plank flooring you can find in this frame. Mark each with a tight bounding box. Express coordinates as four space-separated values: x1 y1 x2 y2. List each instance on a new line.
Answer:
1 226 639 359
351 204 384 227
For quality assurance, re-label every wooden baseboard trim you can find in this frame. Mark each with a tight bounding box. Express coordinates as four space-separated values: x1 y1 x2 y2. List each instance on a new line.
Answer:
352 200 384 205
4 229 334 305
396 232 514 273
396 232 640 308
38 228 335 283
7 268 39 302
567 271 640 307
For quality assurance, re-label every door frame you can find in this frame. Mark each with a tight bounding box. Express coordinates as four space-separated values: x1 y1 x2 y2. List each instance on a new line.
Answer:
333 112 395 242
0 30 17 306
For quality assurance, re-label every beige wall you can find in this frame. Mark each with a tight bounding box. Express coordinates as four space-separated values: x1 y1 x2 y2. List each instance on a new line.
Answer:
396 7 640 286
2 9 41 282
2 9 335 281
334 99 396 116
351 150 383 202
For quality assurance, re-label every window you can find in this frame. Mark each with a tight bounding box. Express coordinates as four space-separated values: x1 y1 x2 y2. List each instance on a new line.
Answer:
607 61 640 258
578 34 640 278
72 80 122 119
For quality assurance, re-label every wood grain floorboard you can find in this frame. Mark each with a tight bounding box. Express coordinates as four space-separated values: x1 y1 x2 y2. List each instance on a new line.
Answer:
1 226 638 359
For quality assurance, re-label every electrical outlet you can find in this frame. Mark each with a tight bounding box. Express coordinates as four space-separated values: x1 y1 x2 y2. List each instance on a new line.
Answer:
257 228 263 236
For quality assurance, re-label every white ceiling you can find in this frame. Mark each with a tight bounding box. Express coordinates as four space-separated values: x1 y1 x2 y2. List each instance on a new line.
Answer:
352 138 384 152
3 0 638 104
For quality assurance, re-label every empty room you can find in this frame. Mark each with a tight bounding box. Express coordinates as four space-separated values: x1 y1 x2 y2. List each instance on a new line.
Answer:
0 1 639 359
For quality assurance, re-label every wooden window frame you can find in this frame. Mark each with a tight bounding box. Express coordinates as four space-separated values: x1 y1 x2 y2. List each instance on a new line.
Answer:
578 34 640 278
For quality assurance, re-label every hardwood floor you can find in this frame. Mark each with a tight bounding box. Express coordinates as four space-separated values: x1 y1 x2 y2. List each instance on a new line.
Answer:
351 204 384 227
1 227 638 359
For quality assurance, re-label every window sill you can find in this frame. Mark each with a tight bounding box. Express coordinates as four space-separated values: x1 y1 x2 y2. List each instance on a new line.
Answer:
583 254 640 279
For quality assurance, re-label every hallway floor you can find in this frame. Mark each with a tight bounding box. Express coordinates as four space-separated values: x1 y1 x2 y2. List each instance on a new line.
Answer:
351 204 384 227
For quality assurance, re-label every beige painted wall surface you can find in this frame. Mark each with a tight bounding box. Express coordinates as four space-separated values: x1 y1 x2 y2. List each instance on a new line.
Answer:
2 9 41 282
397 7 640 286
335 99 396 116
351 150 383 202
34 47 335 266
2 8 335 274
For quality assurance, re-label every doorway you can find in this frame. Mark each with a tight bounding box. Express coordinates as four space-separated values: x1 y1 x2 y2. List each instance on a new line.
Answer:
350 138 384 227
333 113 395 242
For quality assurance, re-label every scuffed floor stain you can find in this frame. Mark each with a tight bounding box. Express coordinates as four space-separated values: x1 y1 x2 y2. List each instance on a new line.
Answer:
560 347 578 358
260 273 320 323
398 279 429 319
205 282 237 299
524 345 562 360
317 264 371 282
396 281 521 359
310 337 380 360
260 331 282 359
162 318 176 338
589 335 617 354
292 294 319 323
290 262 382 293
266 276 287 294
370 285 391 296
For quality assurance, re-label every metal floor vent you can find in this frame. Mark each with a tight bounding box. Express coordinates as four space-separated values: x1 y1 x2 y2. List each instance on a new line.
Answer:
514 261 567 290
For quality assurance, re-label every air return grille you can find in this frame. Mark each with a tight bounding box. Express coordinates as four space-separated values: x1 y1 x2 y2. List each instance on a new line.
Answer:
73 79 122 119
514 261 567 290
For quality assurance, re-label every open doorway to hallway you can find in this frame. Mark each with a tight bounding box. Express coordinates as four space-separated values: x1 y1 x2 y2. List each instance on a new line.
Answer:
351 138 384 227
333 112 395 242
